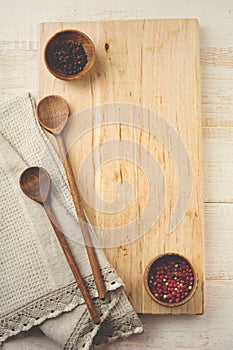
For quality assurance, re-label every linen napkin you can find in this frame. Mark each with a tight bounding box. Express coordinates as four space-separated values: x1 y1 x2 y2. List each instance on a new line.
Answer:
0 94 143 349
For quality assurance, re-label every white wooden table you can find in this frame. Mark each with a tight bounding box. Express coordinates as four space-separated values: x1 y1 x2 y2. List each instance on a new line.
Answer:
1 0 233 349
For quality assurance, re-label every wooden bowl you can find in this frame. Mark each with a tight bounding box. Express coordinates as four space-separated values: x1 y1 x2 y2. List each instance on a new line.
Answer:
44 29 96 81
144 253 198 307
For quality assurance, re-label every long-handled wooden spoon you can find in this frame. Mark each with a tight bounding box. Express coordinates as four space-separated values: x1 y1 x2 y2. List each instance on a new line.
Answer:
19 166 100 324
36 95 106 300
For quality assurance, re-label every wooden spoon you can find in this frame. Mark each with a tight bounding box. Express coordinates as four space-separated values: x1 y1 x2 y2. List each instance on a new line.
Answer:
19 166 100 324
36 95 106 300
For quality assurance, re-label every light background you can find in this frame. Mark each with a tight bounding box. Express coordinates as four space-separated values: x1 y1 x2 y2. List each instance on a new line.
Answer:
0 0 233 349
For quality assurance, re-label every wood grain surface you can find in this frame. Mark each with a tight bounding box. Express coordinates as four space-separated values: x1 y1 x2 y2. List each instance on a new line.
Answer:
38 19 205 315
0 0 233 348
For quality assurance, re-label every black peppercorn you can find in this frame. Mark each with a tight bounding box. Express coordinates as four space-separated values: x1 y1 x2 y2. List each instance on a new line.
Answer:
52 41 88 75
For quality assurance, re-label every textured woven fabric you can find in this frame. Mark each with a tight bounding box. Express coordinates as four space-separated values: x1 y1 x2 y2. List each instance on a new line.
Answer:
0 94 143 349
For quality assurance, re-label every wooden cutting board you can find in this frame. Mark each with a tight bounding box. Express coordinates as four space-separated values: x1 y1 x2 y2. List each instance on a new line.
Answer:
38 19 205 314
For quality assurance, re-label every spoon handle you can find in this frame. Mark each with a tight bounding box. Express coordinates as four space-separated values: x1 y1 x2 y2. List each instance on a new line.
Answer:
56 134 106 300
43 201 100 324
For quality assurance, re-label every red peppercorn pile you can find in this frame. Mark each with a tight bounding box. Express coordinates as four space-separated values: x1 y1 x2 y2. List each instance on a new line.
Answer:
52 41 88 75
148 255 195 305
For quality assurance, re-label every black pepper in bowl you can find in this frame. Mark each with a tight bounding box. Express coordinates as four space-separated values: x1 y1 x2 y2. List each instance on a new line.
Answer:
45 30 95 80
52 41 88 76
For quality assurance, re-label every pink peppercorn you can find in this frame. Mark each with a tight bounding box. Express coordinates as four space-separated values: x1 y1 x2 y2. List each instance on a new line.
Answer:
147 254 195 305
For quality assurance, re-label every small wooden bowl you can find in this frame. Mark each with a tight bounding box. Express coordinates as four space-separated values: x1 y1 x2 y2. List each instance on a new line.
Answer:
44 29 96 81
144 253 198 307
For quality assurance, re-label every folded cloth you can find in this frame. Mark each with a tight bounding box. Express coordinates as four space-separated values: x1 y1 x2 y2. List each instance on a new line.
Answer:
0 94 143 349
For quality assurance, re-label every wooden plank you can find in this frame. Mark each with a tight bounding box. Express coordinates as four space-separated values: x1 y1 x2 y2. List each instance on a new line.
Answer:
204 203 233 280
38 19 204 314
201 63 233 127
0 45 37 102
203 127 233 202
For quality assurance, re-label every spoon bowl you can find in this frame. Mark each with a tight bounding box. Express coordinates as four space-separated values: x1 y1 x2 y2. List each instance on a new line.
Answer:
36 95 70 135
19 166 51 204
